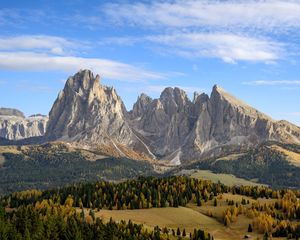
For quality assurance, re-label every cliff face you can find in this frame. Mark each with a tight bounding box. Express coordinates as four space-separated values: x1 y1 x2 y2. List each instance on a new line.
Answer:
0 109 48 140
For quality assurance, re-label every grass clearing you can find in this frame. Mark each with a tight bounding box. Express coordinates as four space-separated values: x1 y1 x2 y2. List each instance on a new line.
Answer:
215 153 245 161
0 146 21 154
190 170 265 187
79 149 108 161
81 205 264 240
0 146 22 165
271 145 300 167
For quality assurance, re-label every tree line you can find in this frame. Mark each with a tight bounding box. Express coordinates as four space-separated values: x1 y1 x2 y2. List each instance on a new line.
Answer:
0 200 213 240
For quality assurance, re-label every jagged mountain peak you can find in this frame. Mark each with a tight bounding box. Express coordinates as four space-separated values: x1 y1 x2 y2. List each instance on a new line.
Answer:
211 84 245 105
210 84 272 120
160 87 188 101
159 87 191 116
65 69 100 92
40 70 300 164
3 70 300 165
46 70 126 141
138 93 152 101
130 93 153 119
45 69 155 160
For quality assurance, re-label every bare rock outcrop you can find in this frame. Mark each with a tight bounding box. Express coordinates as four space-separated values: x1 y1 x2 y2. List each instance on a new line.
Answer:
0 109 48 140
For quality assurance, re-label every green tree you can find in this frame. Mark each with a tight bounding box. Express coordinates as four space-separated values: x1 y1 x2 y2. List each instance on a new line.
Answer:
177 227 181 236
248 224 253 233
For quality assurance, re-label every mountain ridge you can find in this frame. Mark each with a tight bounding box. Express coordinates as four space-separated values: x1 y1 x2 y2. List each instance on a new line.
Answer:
0 107 48 140
43 69 300 164
1 69 300 164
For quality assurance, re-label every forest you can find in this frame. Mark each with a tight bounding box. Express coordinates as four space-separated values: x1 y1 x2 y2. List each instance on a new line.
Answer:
2 176 300 239
0 145 155 195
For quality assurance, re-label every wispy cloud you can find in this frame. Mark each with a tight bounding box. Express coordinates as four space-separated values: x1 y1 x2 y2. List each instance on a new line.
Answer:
0 52 164 82
0 35 165 82
243 80 300 86
147 33 282 63
101 33 284 63
0 35 79 55
103 1 300 32
99 1 300 63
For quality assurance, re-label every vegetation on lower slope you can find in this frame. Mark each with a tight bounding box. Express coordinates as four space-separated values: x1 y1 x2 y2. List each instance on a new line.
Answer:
189 143 300 188
0 144 155 195
190 170 264 187
0 201 212 240
2 176 300 239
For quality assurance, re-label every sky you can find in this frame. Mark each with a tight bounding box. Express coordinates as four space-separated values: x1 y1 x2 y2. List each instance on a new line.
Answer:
0 0 300 126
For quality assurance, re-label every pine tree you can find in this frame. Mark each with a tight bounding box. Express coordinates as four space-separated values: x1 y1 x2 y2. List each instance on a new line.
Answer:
177 227 181 236
224 215 230 226
89 209 95 223
248 224 253 232
182 228 186 237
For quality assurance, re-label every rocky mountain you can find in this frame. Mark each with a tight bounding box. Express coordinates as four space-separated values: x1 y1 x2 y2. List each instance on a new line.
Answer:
128 85 298 163
128 87 195 162
0 108 48 140
179 85 300 162
2 70 300 164
45 70 155 159
43 69 300 164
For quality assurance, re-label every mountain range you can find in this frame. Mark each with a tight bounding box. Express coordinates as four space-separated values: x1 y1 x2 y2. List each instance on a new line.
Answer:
1 69 300 165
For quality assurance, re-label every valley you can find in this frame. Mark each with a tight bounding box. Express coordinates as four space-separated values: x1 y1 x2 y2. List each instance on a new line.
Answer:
2 0 300 238
1 70 300 239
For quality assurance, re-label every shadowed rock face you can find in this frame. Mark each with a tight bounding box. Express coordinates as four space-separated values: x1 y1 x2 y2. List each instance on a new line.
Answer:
42 70 300 163
0 108 48 140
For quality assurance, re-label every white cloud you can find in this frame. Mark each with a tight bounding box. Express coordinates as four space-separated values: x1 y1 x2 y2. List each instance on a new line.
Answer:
0 35 78 55
148 33 282 63
103 1 300 32
0 52 164 82
243 80 300 86
103 33 283 63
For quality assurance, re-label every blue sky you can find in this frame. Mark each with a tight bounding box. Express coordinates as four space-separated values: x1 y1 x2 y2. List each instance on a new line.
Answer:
1 0 300 126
